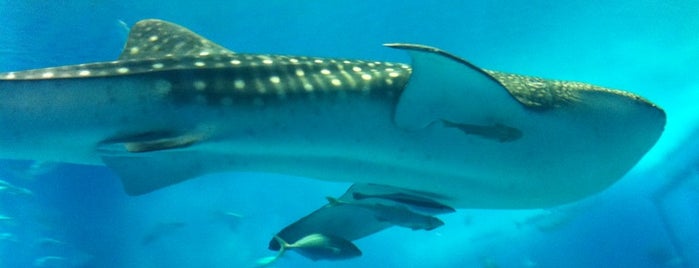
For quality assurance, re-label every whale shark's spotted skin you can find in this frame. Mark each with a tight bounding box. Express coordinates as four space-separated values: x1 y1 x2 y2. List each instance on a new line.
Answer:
0 19 657 112
1 55 411 104
1 20 411 108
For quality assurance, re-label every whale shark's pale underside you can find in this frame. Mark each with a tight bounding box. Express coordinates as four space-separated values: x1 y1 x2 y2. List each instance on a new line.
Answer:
0 19 665 212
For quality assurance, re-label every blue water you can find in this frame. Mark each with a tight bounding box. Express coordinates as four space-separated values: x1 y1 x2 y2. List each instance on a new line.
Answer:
1 1 697 267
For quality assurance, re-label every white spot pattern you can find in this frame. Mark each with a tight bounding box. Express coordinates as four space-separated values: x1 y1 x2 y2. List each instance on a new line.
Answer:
234 79 245 90
194 80 207 91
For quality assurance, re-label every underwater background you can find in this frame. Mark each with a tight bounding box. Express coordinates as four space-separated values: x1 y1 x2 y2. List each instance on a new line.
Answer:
0 1 697 267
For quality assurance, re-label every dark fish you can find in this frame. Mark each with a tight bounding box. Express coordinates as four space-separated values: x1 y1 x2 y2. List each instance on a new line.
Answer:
327 197 444 231
352 192 455 214
268 186 395 252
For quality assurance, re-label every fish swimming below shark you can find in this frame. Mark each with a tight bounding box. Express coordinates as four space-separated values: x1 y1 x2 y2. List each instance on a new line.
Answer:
351 190 456 215
326 196 445 231
0 19 665 210
258 233 362 266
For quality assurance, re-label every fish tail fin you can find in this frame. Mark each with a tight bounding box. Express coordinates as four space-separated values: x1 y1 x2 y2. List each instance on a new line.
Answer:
273 235 289 260
273 235 289 250
325 196 341 206
254 236 288 267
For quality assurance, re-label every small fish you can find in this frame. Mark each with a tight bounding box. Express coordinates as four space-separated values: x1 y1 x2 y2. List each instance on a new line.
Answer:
514 208 579 232
0 232 17 242
0 179 33 195
141 221 186 245
257 233 361 265
327 197 444 231
33 256 67 267
352 191 455 214
35 238 67 248
212 210 244 230
219 211 244 218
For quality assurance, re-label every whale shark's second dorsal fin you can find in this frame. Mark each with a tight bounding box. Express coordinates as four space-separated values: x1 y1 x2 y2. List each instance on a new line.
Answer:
118 19 234 60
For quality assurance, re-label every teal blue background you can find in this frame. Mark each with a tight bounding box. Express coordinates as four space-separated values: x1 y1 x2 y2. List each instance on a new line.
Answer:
1 1 697 267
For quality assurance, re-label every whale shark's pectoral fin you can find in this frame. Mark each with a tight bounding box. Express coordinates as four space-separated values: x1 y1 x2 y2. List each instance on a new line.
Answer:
385 43 524 131
97 132 207 195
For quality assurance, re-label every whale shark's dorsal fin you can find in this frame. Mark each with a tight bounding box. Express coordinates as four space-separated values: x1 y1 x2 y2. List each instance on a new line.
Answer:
118 19 234 60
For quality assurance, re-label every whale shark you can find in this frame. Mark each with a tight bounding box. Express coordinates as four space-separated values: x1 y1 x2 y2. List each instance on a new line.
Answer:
0 19 665 210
